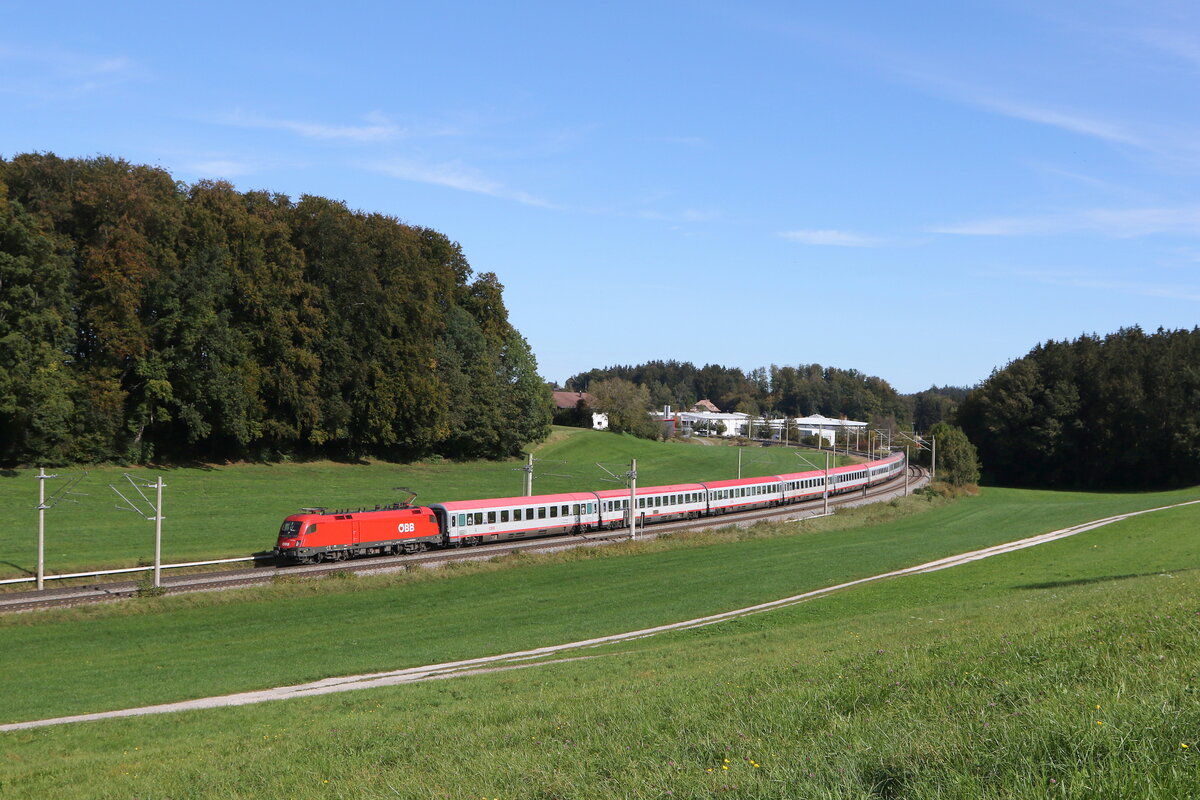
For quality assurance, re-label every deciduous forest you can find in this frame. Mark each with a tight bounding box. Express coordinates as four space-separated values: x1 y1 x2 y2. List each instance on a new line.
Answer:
0 153 552 465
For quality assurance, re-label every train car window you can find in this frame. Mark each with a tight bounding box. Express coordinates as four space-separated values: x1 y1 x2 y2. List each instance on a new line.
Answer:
560 505 568 516
572 504 579 515
475 513 484 525
588 503 594 513
538 507 546 519
513 509 521 521
501 510 509 523
638 497 646 509
488 511 496 524
549 506 558 518
458 514 465 527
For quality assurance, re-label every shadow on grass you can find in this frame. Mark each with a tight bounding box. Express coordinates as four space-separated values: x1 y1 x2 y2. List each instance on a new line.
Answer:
1018 567 1197 590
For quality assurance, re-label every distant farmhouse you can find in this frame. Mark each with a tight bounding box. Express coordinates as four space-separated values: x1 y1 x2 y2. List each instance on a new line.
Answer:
552 391 609 430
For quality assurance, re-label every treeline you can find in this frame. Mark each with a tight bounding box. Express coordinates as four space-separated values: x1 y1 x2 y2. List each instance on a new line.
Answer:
958 326 1200 489
566 360 961 429
0 153 552 465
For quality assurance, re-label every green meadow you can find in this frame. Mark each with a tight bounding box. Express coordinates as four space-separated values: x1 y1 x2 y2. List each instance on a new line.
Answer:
0 428 850 580
1 482 1198 798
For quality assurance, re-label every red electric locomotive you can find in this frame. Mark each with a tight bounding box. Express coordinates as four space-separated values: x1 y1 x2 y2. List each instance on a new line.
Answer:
274 502 441 563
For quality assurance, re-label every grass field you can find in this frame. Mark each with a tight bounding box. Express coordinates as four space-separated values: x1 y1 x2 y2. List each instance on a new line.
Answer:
1 482 1198 797
0 428 851 580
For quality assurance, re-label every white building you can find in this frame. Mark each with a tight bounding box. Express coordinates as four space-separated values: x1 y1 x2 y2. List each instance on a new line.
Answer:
663 409 868 445
791 414 869 446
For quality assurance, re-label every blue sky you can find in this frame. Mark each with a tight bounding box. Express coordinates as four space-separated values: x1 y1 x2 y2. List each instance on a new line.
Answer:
4 0 1198 393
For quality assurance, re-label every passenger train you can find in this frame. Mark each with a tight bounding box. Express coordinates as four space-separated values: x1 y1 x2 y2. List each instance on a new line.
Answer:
273 451 907 564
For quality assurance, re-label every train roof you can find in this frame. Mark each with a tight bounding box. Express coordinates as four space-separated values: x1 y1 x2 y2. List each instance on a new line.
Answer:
698 474 786 489
430 491 599 511
593 483 706 499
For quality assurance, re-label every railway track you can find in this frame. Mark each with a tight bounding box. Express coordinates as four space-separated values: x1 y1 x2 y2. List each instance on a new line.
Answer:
0 465 928 614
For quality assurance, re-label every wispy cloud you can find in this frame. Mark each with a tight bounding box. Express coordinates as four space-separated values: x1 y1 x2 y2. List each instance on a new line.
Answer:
218 110 402 143
779 229 883 247
1013 268 1200 302
0 43 137 96
970 93 1142 146
368 158 553 207
932 206 1200 238
1139 29 1200 70
896 63 1146 149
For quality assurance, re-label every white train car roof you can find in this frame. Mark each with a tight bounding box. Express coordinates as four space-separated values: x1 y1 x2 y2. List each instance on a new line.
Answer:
776 452 904 482
432 492 598 512
594 483 706 500
700 474 787 491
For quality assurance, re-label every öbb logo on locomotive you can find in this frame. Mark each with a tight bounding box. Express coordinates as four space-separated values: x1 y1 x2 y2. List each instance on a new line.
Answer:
273 452 907 565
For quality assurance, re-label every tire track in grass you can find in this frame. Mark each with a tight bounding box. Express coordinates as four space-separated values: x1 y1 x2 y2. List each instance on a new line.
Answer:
4 499 1197 732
